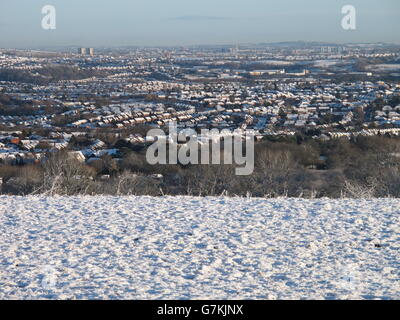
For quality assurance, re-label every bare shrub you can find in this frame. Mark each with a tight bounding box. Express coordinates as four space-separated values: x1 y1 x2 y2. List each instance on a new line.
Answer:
2 165 43 195
342 178 380 199
39 151 96 195
91 171 161 196
0 165 19 180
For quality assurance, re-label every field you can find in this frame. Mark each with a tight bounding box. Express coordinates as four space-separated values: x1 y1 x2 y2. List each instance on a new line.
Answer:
0 196 399 299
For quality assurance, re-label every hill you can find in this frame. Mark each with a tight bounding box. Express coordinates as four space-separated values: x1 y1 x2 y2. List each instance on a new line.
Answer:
0 196 398 299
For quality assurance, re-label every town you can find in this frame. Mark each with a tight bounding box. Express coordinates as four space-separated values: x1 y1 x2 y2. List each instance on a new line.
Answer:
0 42 399 196
0 0 399 303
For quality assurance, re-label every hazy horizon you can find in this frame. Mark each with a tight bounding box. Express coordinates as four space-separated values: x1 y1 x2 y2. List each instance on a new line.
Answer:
0 0 399 48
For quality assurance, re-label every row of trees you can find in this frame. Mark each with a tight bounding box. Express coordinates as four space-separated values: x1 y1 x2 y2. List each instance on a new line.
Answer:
1 135 400 198
0 65 106 85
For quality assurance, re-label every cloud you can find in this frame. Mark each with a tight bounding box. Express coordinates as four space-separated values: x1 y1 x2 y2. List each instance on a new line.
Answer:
169 15 235 22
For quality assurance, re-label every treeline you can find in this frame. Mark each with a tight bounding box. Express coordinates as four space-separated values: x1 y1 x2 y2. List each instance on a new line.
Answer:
0 65 106 85
1 135 400 198
0 92 64 116
0 92 37 116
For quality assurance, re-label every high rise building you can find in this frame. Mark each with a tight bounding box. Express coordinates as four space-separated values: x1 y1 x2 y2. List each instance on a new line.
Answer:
78 48 94 56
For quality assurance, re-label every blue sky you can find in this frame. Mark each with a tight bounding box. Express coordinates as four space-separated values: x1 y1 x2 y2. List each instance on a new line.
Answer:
0 0 399 48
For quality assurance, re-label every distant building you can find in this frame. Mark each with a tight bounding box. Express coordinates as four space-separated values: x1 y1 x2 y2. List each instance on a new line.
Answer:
78 48 94 56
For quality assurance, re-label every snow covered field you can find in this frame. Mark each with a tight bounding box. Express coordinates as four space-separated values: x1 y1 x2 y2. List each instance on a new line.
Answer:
0 196 399 300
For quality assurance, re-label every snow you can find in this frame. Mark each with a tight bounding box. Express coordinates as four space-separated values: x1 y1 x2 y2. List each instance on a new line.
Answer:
313 60 340 68
366 64 400 71
0 196 399 300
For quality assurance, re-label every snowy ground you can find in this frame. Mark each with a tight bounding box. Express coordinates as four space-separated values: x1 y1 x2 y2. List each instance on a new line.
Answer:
0 196 399 300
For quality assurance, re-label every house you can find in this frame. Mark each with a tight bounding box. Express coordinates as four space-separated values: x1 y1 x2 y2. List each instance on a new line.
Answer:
67 151 86 163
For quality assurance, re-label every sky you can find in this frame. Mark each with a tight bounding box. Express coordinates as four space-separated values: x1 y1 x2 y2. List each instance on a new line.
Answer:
0 0 399 48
